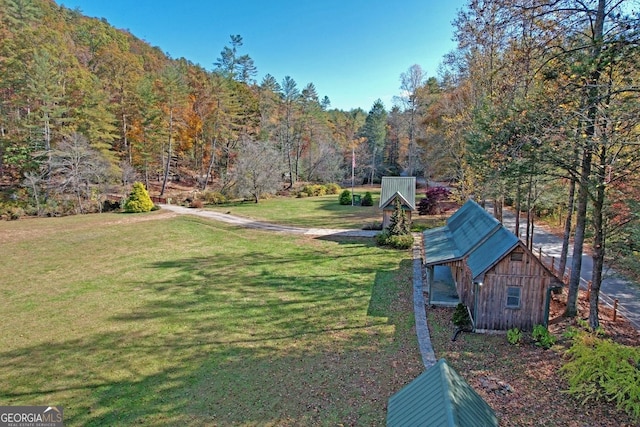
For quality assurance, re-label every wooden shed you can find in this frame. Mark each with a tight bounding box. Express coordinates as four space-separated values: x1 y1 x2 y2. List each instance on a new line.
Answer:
387 358 498 427
379 176 416 229
423 200 562 332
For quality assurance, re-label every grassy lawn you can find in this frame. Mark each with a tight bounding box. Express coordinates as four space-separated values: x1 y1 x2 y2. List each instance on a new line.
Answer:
207 187 383 229
0 211 423 426
205 186 441 231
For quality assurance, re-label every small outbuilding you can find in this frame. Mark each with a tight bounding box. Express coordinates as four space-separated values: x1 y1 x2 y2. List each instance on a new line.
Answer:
379 176 416 228
387 358 498 427
423 199 562 331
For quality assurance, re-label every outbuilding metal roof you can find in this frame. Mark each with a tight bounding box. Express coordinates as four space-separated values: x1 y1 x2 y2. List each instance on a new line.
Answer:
379 176 416 210
423 200 518 279
387 358 498 427
467 226 519 279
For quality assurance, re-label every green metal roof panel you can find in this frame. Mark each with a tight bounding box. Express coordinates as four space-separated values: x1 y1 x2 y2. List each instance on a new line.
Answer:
447 200 501 256
467 227 519 279
387 359 498 427
423 200 501 266
379 177 416 209
423 226 462 265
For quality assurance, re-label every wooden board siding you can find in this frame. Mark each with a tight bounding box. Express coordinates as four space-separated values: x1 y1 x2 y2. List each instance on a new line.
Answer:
448 246 554 331
476 251 551 331
475 274 548 330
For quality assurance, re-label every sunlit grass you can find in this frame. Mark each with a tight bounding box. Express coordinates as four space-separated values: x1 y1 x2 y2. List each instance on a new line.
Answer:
0 212 422 425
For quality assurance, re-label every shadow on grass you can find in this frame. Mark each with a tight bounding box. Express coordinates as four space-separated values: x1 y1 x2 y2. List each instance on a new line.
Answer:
0 248 421 425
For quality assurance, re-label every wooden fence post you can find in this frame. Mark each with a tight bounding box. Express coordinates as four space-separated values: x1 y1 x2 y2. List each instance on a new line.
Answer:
613 299 619 322
586 281 592 301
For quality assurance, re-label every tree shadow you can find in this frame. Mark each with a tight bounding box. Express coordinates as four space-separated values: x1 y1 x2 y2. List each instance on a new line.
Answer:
0 245 421 425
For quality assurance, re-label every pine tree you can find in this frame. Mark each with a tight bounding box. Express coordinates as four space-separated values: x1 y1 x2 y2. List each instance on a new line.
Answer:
388 197 409 236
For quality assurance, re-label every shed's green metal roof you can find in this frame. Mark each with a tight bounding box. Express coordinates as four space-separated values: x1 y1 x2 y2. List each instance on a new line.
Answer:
447 200 501 255
467 226 519 279
387 359 498 427
424 200 506 271
379 177 416 209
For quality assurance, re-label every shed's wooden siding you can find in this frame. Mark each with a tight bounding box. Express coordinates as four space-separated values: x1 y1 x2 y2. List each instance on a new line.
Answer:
475 247 551 331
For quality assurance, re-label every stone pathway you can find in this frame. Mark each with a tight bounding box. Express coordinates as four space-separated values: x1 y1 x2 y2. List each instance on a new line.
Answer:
412 233 437 369
159 204 438 367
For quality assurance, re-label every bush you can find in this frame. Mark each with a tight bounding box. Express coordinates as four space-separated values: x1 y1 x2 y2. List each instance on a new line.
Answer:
376 230 413 249
387 233 414 249
362 192 373 206
102 199 122 212
532 324 556 349
190 199 203 208
561 331 640 421
124 182 154 213
202 191 227 205
324 183 341 195
417 186 451 215
339 189 352 205
452 303 472 330
507 327 522 345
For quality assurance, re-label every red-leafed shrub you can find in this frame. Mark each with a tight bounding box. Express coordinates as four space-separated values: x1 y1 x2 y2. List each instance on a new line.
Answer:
418 186 451 215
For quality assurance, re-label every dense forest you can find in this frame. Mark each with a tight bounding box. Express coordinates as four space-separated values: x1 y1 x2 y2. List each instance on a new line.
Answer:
1 0 639 326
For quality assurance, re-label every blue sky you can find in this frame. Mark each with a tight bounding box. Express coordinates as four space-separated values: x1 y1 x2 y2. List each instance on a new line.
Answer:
57 1 466 111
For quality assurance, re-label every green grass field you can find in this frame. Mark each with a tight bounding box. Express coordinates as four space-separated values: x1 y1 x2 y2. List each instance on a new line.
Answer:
0 210 423 425
207 187 384 229
205 188 442 231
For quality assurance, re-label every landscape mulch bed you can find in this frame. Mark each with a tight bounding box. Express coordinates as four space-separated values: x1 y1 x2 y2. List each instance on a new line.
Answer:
427 289 640 427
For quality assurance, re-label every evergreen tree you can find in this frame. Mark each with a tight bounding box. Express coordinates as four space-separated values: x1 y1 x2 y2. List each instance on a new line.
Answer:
388 197 410 236
124 181 154 213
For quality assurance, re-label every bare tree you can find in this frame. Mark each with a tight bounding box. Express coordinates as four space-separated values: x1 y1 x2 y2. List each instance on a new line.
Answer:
234 140 284 203
49 133 112 213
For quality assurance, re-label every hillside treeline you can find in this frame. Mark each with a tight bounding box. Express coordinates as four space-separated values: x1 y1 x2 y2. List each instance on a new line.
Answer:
0 0 429 210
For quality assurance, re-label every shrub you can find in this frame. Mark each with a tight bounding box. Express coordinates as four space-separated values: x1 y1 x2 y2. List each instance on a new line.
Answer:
362 221 383 231
190 199 203 208
417 186 451 215
124 182 154 213
507 328 522 345
102 199 122 212
324 183 341 195
388 234 414 249
300 184 328 197
202 191 227 205
452 303 472 330
561 331 640 421
362 192 373 206
532 324 556 349
339 189 352 205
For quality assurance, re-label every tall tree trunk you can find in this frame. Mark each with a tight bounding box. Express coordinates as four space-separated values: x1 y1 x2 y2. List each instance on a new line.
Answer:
202 137 217 191
526 170 533 249
515 174 522 237
589 145 607 329
558 177 576 280
566 145 593 317
160 109 173 196
564 0 605 318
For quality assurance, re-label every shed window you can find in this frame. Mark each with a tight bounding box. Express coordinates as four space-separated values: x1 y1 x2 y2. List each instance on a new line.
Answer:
506 287 521 308
510 252 524 261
